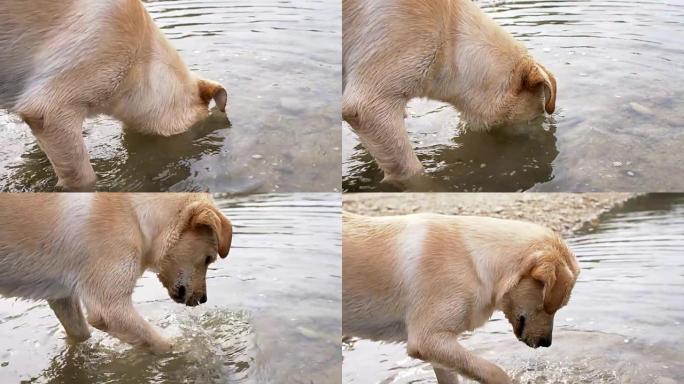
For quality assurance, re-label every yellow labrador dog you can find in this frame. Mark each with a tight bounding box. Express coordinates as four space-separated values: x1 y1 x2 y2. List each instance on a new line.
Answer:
343 0 557 182
0 193 232 354
343 212 579 384
0 0 228 191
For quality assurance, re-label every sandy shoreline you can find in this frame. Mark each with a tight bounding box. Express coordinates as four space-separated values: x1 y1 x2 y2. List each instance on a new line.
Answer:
343 193 636 237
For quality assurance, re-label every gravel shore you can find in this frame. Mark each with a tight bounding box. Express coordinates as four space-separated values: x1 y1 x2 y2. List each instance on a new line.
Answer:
343 193 636 236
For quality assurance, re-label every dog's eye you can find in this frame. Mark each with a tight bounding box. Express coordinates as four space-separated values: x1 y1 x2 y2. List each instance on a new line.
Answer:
205 256 212 265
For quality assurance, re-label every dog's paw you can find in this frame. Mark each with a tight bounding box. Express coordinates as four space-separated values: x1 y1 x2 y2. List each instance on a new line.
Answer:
484 367 512 384
56 174 97 192
148 339 174 355
66 330 92 343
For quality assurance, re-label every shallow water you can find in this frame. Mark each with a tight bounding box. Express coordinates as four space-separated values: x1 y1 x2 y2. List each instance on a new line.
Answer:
0 194 341 383
0 0 341 192
343 0 684 192
342 194 684 383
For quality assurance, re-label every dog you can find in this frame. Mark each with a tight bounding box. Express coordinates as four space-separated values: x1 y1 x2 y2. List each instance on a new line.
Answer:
0 0 228 191
343 212 579 384
0 193 232 354
342 0 557 182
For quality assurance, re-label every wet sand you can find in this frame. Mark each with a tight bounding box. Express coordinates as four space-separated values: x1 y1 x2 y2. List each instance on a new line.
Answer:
343 193 636 236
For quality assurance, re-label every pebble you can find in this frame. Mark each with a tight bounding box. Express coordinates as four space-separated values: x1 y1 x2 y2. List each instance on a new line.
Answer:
629 102 654 116
251 154 263 160
344 194 634 237
612 161 623 167
626 171 636 177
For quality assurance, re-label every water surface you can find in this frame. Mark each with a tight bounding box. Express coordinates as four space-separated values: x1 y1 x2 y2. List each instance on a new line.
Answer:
0 193 341 383
0 0 341 192
343 0 684 192
343 194 684 383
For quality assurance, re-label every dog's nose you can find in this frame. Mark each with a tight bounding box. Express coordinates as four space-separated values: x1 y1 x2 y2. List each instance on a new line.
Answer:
200 294 207 304
539 337 552 348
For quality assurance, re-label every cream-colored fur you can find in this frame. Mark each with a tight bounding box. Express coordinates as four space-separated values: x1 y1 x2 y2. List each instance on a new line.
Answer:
0 193 232 353
343 0 557 182
343 212 579 384
0 0 228 191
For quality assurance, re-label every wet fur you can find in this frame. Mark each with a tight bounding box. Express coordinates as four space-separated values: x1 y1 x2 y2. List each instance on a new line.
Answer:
343 212 579 384
342 0 557 181
0 193 232 353
0 0 227 190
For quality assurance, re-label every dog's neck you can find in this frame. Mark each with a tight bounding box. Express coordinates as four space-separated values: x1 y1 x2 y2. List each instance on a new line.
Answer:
424 0 527 128
461 223 550 311
131 194 198 272
106 8 200 136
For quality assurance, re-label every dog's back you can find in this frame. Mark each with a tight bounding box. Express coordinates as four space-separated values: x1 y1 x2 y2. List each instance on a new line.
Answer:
0 0 149 110
342 212 411 341
0 1 67 106
0 194 94 300
342 0 454 90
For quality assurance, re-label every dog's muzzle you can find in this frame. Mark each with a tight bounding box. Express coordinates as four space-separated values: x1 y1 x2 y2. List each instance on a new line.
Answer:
171 285 186 303
514 315 526 339
184 293 207 307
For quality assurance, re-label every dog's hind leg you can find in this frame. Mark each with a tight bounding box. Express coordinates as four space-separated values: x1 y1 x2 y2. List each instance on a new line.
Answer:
433 366 460 384
20 109 96 191
342 88 424 183
407 331 511 384
48 295 91 342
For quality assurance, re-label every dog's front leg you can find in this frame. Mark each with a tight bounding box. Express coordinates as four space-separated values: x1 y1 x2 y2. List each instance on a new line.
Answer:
407 332 511 384
342 89 424 182
48 295 91 342
433 366 461 384
21 110 97 191
86 299 172 354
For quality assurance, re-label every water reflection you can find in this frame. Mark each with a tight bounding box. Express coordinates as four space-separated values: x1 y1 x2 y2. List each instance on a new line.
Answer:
5 114 228 192
344 115 558 192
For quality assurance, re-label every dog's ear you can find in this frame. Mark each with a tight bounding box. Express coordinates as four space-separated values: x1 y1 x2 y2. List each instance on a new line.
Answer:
190 204 233 258
198 79 228 113
530 255 576 314
523 62 557 114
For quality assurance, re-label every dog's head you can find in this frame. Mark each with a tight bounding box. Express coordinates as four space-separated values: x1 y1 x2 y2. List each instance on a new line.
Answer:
112 40 227 136
505 59 557 124
455 55 556 129
501 237 579 348
157 202 232 307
